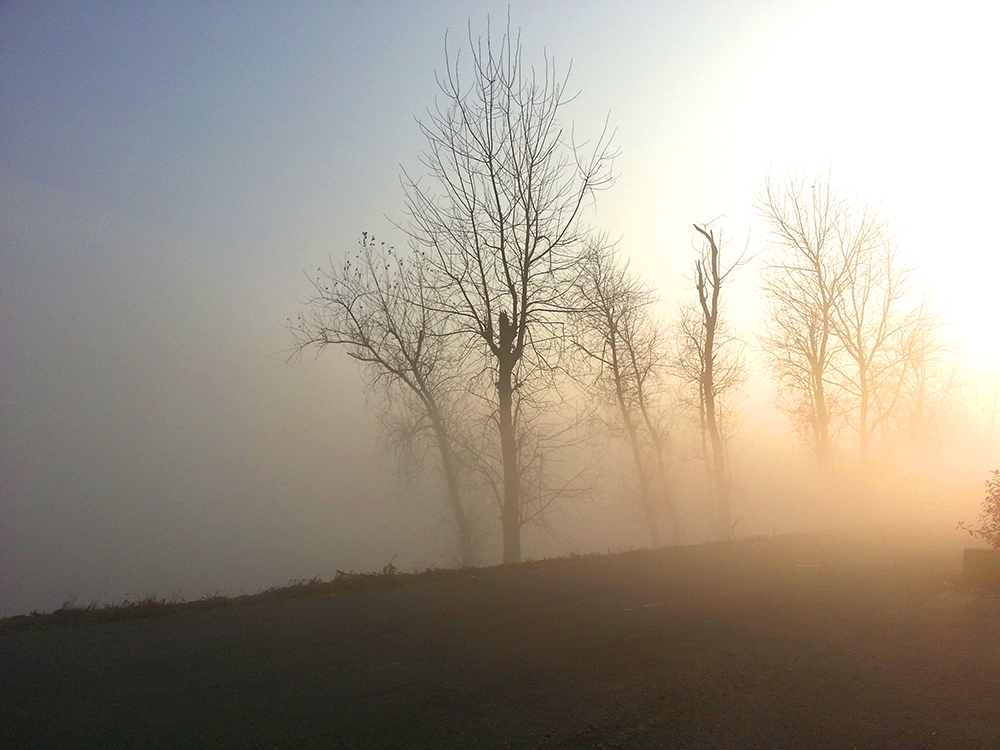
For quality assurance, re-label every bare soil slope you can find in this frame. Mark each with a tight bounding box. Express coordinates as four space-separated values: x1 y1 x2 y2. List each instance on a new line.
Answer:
3 527 998 749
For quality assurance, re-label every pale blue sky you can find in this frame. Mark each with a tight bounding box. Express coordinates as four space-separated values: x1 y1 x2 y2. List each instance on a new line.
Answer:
2 1 997 616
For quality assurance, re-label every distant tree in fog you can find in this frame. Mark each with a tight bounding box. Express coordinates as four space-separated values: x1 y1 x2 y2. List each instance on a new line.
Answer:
827 210 926 468
399 19 616 564
892 299 960 452
673 223 748 540
754 169 944 469
971 370 1000 444
573 238 679 546
753 170 847 466
291 233 482 566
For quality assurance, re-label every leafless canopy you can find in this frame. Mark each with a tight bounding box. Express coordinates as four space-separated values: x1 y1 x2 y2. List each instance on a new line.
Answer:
672 223 748 540
754 168 948 468
573 238 679 546
290 233 481 566
400 18 617 563
753 169 851 464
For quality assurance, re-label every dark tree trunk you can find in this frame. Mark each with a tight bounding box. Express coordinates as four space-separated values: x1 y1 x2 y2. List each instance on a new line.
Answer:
429 413 474 567
695 224 733 541
497 312 521 564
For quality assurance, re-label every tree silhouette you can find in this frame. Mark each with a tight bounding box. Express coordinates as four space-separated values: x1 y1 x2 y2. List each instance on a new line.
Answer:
755 168 943 471
291 234 481 566
574 239 678 546
401 19 616 563
674 223 747 540
754 170 848 465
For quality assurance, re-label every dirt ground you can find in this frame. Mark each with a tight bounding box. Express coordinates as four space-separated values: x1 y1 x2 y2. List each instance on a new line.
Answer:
3 526 999 749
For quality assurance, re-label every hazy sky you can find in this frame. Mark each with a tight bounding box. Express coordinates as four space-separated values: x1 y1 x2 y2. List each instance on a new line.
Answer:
2 1 998 617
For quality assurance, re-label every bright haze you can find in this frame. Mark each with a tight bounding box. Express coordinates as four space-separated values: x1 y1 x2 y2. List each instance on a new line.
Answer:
2 1 997 617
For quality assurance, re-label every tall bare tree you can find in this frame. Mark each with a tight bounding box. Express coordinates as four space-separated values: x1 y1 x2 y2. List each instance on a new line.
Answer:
754 168 943 469
675 224 747 540
893 299 958 452
829 221 921 467
754 170 849 465
574 240 678 546
291 233 480 566
401 20 616 563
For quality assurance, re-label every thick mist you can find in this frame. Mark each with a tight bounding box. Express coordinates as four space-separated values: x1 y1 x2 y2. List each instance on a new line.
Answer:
2 3 998 617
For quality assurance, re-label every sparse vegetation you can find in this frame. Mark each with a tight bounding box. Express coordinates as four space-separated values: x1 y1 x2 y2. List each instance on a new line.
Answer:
958 469 1000 550
0 555 628 634
0 569 406 634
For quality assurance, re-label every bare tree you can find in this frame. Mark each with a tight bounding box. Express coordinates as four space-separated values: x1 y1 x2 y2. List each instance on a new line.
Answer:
675 223 747 540
464 369 596 546
753 170 849 465
755 168 944 470
401 20 616 563
893 300 959 453
829 220 921 467
290 233 481 566
574 240 678 546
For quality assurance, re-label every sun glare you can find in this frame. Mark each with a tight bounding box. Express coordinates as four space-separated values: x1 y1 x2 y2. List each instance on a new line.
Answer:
718 3 1000 364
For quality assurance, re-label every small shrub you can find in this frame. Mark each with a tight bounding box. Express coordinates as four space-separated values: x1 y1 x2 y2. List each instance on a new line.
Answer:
958 469 1000 550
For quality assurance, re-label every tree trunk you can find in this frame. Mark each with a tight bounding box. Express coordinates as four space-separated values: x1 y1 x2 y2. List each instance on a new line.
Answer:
695 225 733 541
703 372 732 540
628 435 659 547
642 409 680 544
612 342 661 548
858 361 870 470
813 366 831 466
497 312 521 564
430 413 474 567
